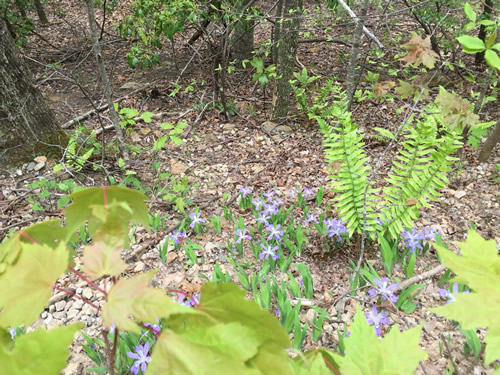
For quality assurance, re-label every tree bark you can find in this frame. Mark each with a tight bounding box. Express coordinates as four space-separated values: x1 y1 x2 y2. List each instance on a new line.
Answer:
231 0 255 63
478 119 500 163
272 0 302 121
33 0 49 24
345 0 369 109
272 0 283 65
0 18 67 167
84 0 129 161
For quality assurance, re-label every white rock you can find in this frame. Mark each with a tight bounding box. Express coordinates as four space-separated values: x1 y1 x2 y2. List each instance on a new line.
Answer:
55 300 66 312
134 261 146 273
455 190 466 199
82 288 93 300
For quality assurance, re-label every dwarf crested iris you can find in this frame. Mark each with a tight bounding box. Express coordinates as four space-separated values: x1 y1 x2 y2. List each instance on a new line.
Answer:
402 227 425 254
252 197 265 210
302 187 316 198
235 228 252 243
368 277 399 303
239 185 252 198
259 243 280 260
365 305 390 336
169 230 186 244
189 211 206 228
127 342 152 375
439 283 469 304
266 224 284 242
324 217 348 241
305 213 319 224
256 212 271 226
263 190 275 199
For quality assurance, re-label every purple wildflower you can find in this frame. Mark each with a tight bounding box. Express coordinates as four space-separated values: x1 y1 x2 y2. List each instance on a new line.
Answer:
266 224 284 242
288 188 297 199
169 230 186 244
402 227 425 254
177 293 201 307
189 211 206 228
272 198 284 206
376 217 384 226
235 228 252 244
368 277 399 303
275 309 281 318
9 328 16 340
424 227 436 241
259 243 280 260
263 203 279 216
143 322 161 335
300 279 304 287
252 197 265 210
256 212 271 226
324 218 348 241
439 283 469 304
305 213 319 224
239 185 252 198
127 342 151 375
365 305 390 336
302 187 316 198
263 190 275 200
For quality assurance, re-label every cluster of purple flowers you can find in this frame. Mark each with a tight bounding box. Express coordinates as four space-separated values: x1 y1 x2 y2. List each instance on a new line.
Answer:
402 227 436 254
323 217 348 242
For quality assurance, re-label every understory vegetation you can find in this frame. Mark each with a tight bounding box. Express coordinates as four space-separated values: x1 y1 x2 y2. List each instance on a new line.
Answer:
0 0 499 374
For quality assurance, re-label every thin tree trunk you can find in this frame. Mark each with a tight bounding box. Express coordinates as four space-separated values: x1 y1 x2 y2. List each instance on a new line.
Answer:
84 0 129 161
0 18 67 167
272 0 302 121
231 0 255 63
272 0 283 65
345 0 369 109
15 0 27 17
33 0 49 24
478 119 500 163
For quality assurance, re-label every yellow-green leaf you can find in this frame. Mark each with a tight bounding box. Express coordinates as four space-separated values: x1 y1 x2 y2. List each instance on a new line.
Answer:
0 243 68 327
485 49 500 70
102 271 198 333
1 323 83 374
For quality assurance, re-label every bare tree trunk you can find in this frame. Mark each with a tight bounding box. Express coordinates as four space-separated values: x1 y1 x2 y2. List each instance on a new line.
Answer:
15 0 27 17
84 0 129 161
272 0 284 65
231 0 255 63
478 119 500 163
0 18 67 167
33 0 49 24
272 0 302 121
345 0 369 109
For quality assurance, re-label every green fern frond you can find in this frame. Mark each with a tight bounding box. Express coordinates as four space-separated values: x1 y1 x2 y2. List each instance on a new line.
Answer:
382 117 461 238
317 94 378 236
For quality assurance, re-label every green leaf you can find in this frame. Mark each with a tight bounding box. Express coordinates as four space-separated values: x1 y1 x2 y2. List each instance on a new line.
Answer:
170 136 184 145
330 304 426 374
464 3 476 22
102 270 199 333
485 49 500 70
141 112 154 123
196 283 290 348
65 186 150 237
146 327 261 374
457 35 486 53
0 243 68 327
430 231 500 365
1 324 83 374
153 136 168 151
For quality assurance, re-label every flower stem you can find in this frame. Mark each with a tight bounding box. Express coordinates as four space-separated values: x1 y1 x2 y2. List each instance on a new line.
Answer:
68 265 107 295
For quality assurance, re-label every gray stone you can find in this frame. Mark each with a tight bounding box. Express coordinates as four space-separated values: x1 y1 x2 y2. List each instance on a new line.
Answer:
82 287 93 300
55 300 66 312
134 261 146 273
67 309 79 320
41 311 48 319
53 311 66 320
34 161 45 171
76 287 83 295
26 162 36 171
120 81 143 90
276 125 293 134
455 190 466 199
223 123 236 131
49 305 55 313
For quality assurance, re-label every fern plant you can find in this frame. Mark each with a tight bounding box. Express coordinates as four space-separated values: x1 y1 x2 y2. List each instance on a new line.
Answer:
315 88 461 238
315 90 379 236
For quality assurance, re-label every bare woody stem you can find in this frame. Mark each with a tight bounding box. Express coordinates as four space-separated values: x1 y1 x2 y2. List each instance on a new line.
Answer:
68 265 107 295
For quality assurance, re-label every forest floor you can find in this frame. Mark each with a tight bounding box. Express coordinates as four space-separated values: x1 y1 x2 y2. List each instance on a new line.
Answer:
0 0 499 374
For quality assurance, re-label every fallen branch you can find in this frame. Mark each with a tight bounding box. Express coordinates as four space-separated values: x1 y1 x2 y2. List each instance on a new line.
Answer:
61 79 162 129
396 264 446 291
337 0 384 49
